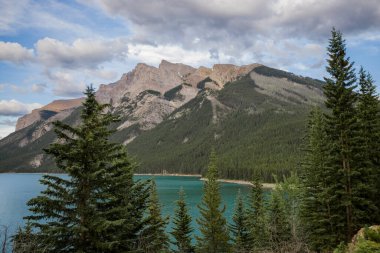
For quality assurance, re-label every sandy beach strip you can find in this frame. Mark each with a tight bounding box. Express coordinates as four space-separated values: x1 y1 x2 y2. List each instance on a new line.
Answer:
200 177 275 189
134 173 202 177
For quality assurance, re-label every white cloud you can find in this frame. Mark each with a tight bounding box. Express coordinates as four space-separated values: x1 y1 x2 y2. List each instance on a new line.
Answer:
78 0 380 74
46 71 87 97
0 0 29 32
0 125 16 139
36 37 128 69
127 43 214 67
0 117 17 126
0 99 42 116
0 41 34 64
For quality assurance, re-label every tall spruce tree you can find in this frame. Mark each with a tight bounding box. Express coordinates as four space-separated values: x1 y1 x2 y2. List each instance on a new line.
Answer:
246 173 268 251
355 67 380 224
96 147 151 252
267 191 291 252
171 188 194 253
140 180 169 253
273 173 306 250
301 108 337 251
196 150 230 253
229 189 250 253
323 27 360 243
25 87 150 252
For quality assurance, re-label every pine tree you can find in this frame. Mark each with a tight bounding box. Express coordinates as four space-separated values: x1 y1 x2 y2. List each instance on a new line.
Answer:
96 147 151 252
323 27 360 243
301 108 337 251
246 173 268 251
267 191 291 252
229 189 250 253
171 187 194 253
25 86 149 252
12 223 39 253
354 67 380 226
273 173 307 250
196 150 230 253
140 180 169 253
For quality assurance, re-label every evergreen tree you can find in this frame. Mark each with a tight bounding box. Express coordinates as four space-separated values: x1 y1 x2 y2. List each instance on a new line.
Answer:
196 150 231 253
273 173 307 251
323 27 360 243
355 67 380 224
229 189 250 253
140 180 169 253
267 191 291 252
25 87 149 252
301 108 337 251
12 223 39 253
97 148 151 252
246 173 268 251
171 188 194 253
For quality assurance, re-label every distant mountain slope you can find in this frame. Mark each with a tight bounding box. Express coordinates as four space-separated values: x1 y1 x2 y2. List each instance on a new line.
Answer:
127 73 320 181
0 61 324 181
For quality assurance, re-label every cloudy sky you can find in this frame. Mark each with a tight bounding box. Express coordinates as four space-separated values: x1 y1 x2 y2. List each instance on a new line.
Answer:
0 0 380 138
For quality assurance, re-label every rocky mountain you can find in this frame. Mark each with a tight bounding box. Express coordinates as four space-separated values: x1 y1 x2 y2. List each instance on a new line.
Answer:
0 60 324 180
16 98 84 131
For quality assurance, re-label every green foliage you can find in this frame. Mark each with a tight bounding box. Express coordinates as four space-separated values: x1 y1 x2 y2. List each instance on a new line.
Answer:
246 174 268 251
302 28 380 251
140 180 169 253
301 107 337 251
333 227 380 253
171 188 194 253
273 173 308 251
229 189 250 253
355 67 380 224
267 190 291 251
24 87 150 252
12 223 40 253
196 150 231 253
323 27 378 243
354 240 380 253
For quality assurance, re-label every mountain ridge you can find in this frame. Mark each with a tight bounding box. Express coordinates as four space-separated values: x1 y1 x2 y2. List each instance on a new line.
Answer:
0 60 325 180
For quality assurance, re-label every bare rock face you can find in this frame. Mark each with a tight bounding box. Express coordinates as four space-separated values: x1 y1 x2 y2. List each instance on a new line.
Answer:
16 98 83 131
96 60 258 107
96 60 197 106
250 71 324 105
117 94 175 131
18 107 78 147
209 63 260 88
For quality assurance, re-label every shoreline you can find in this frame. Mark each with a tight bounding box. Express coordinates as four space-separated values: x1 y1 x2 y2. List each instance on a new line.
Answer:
134 173 202 177
0 172 275 188
200 178 276 189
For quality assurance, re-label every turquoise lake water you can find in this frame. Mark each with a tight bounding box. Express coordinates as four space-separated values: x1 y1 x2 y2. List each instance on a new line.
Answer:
0 174 251 237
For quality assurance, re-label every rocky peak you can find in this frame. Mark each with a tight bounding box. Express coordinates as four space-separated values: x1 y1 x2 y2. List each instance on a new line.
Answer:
15 98 83 131
97 60 198 106
209 63 261 87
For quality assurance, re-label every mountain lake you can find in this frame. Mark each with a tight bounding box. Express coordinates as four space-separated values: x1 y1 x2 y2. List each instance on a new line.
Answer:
0 173 253 238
